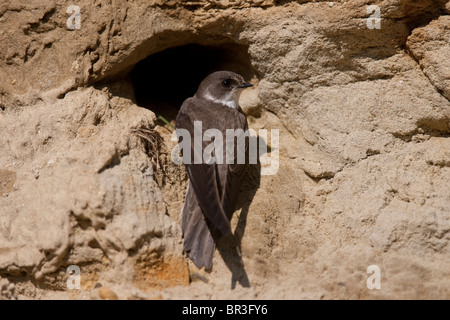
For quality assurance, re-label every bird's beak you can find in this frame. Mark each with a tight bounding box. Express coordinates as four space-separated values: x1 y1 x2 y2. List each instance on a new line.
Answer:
238 82 254 89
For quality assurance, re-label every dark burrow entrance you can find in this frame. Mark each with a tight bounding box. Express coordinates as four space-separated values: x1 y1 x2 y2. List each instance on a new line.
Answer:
130 43 256 128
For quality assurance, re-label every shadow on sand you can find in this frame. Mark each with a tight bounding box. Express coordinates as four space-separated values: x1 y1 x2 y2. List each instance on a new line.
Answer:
216 134 266 289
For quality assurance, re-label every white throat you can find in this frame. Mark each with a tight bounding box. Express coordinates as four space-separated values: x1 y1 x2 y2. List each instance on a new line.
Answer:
203 90 241 109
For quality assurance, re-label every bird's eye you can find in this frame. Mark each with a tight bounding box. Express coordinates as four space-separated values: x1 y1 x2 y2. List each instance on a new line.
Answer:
221 79 232 87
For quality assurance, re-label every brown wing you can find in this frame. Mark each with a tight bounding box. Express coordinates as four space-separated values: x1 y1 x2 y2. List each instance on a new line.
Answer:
175 99 233 238
218 115 249 220
175 98 248 269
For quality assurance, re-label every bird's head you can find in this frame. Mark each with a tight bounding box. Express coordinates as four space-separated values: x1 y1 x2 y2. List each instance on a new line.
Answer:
196 71 253 109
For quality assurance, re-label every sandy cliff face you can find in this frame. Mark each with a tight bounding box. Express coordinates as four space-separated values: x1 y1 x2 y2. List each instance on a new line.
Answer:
0 0 449 299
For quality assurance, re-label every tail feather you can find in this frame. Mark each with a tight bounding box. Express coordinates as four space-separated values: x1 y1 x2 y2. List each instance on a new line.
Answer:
186 223 215 270
181 183 216 270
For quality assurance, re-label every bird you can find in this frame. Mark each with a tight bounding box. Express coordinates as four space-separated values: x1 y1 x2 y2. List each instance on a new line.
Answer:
175 71 253 270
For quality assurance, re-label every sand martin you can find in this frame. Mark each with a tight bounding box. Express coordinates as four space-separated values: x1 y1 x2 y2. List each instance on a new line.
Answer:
175 71 253 270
